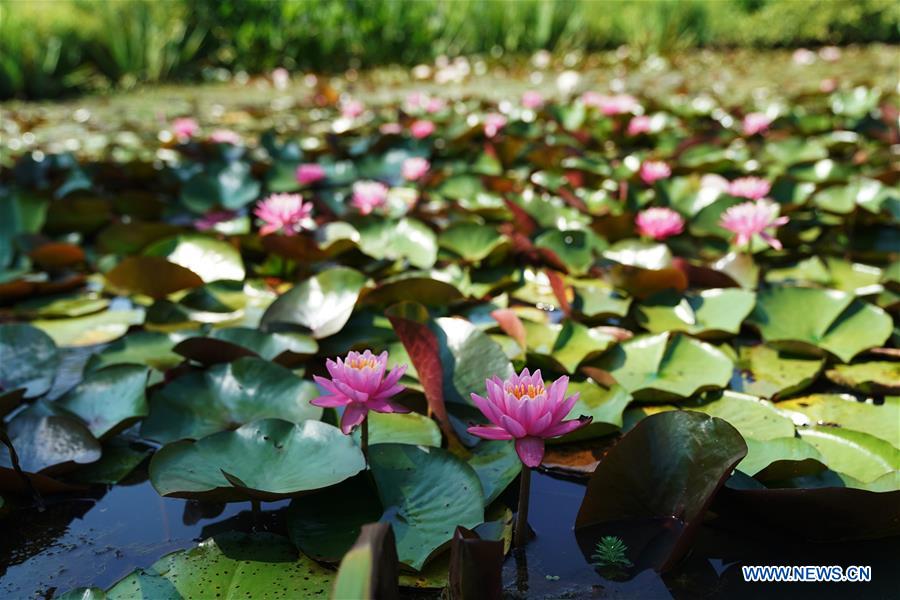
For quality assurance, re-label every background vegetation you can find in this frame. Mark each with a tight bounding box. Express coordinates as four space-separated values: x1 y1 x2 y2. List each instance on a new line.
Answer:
2 0 898 100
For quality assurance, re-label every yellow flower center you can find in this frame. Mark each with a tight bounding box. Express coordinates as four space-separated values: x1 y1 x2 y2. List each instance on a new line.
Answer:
506 383 545 400
347 356 378 370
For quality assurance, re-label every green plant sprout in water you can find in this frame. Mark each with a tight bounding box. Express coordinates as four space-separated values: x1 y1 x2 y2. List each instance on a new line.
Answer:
592 536 633 580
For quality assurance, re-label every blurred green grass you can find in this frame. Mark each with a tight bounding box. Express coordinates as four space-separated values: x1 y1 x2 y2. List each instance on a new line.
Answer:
2 0 898 100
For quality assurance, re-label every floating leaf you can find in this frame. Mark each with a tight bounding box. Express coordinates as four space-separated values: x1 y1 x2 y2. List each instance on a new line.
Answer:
635 288 756 337
737 437 826 482
261 267 367 338
33 308 145 347
777 395 899 450
439 223 505 262
748 287 892 362
685 392 796 441
174 327 317 366
142 357 322 444
105 256 204 299
553 379 632 442
575 411 747 572
797 426 900 483
466 440 521 505
360 412 442 448
56 364 149 439
433 317 514 406
825 361 900 394
369 444 484 570
181 161 261 213
592 332 733 401
104 533 334 598
357 218 438 269
733 344 824 399
86 331 191 371
149 419 365 501
144 234 246 283
0 414 101 476
0 323 59 397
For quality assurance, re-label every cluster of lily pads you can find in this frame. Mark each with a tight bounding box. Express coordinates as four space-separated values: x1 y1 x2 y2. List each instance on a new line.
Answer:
0 68 898 598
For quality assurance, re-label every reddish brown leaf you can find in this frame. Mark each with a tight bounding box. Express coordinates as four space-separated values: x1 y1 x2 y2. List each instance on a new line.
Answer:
28 242 86 269
105 256 204 300
449 526 502 600
546 270 572 316
386 302 460 449
490 309 526 349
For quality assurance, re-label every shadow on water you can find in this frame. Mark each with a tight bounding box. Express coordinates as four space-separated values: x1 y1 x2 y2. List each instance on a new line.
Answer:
1 468 898 599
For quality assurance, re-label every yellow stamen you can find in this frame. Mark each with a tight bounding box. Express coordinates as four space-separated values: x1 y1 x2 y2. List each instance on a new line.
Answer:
347 356 378 370
506 382 545 400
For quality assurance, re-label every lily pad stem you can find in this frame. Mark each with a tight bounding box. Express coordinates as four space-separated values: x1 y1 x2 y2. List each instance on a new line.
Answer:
360 416 369 465
514 466 531 548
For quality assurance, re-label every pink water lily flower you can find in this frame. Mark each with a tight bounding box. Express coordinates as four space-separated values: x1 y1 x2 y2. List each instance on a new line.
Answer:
627 115 652 136
254 193 313 236
720 199 789 250
296 163 326 185
352 180 389 215
171 117 199 141
425 97 447 114
209 129 241 145
380 122 403 135
635 207 685 240
312 350 408 434
639 160 671 185
522 90 545 109
728 177 771 200
582 92 640 116
484 113 508 138
410 119 436 139
742 112 773 136
195 210 237 232
402 157 430 181
341 99 365 119
468 369 591 467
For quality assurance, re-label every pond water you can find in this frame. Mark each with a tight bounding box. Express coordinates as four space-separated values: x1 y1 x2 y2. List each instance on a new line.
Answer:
2 468 896 599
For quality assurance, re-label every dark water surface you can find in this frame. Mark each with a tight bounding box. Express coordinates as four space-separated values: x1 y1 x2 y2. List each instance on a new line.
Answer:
1 470 898 599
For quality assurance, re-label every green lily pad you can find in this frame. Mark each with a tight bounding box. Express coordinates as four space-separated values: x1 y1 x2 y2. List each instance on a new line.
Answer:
553 379 632 442
261 267 367 338
144 234 245 284
0 323 59 397
141 357 322 444
592 332 733 401
777 395 899 450
603 240 672 270
357 411 442 447
104 533 334 598
181 161 261 213
175 327 317 365
0 414 101 476
748 286 892 362
733 344 824 399
738 437 827 482
104 256 204 299
570 279 631 318
70 438 153 484
287 475 382 563
433 317 514 406
825 361 900 393
33 309 145 347
369 443 484 570
534 229 598 275
575 411 747 572
814 177 898 215
86 331 193 371
686 391 796 441
521 320 617 373
465 440 521 505
14 293 109 319
357 218 438 269
56 364 149 439
636 288 756 337
288 444 486 571
439 223 505 262
797 426 900 483
149 418 365 501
